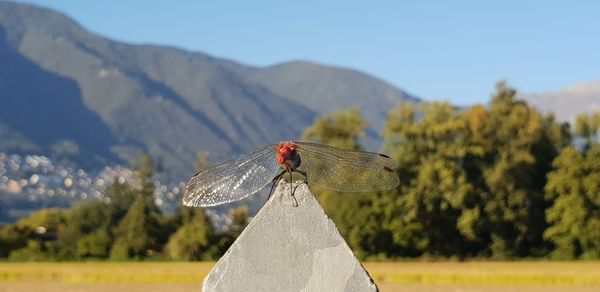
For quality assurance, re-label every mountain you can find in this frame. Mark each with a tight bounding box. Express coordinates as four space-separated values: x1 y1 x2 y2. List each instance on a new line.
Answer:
0 1 418 179
521 80 600 123
242 61 418 130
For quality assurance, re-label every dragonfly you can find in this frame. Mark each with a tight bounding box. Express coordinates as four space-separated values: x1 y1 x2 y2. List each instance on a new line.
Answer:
183 141 399 207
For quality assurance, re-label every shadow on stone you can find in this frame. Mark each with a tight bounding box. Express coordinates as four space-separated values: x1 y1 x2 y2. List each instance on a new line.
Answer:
202 180 378 292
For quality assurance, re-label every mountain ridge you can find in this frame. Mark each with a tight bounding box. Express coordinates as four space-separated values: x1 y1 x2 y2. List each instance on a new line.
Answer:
0 1 418 179
521 80 600 123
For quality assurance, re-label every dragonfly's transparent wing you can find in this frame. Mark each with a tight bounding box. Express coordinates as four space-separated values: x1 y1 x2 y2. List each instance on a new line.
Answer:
295 142 399 192
184 144 281 207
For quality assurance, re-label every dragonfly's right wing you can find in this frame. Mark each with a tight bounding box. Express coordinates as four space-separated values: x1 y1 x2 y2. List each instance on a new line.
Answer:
184 144 281 207
295 142 399 193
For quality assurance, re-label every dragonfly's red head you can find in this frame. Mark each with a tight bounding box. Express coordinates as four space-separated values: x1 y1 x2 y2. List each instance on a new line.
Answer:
276 142 297 166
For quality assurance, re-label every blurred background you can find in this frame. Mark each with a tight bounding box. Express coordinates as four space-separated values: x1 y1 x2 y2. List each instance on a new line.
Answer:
0 1 599 291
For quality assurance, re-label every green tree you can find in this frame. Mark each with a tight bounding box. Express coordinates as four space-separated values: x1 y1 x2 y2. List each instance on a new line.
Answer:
0 224 33 258
110 153 166 260
382 82 567 258
8 240 49 261
105 181 137 225
575 112 600 150
470 82 567 257
136 152 159 198
0 209 65 260
110 197 160 260
67 181 138 259
383 102 476 257
165 208 215 261
76 228 112 258
56 201 112 259
544 112 600 259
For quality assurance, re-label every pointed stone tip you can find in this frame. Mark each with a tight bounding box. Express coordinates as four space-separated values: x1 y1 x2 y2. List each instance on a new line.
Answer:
202 180 378 292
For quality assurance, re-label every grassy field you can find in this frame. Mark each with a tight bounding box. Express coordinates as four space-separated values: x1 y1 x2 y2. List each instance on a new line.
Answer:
0 261 599 292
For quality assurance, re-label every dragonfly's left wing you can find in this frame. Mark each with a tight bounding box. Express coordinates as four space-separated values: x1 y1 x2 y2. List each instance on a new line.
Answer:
184 145 281 207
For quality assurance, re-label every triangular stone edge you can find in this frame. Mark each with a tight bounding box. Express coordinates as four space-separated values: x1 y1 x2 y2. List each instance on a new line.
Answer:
202 180 378 292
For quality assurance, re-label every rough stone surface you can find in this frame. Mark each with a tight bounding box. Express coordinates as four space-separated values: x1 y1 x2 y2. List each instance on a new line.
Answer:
202 180 378 292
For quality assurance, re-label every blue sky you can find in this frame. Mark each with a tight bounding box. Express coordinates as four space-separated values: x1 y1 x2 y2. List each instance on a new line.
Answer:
15 0 600 106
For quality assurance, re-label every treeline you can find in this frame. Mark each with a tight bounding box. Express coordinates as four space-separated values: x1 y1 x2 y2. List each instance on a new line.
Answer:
307 82 599 260
0 154 249 261
1 82 599 261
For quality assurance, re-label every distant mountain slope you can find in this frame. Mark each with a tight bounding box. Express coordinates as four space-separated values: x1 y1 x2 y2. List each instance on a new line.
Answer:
522 80 600 123
0 26 116 161
0 1 418 179
244 61 419 130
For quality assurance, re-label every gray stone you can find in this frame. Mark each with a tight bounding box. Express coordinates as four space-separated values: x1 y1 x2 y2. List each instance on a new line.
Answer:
202 180 378 292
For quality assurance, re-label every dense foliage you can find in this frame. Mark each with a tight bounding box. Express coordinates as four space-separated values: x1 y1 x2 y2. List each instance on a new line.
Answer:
303 82 598 260
0 83 598 261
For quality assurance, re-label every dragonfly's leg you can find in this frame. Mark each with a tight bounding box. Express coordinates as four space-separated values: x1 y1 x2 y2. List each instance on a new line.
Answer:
288 171 292 195
291 169 309 191
289 171 299 207
267 170 286 202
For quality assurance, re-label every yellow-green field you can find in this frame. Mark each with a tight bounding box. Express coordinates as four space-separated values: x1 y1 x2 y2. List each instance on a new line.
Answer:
0 261 599 292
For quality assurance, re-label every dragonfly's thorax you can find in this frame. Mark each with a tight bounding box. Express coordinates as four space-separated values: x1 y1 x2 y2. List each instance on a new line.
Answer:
276 142 301 170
